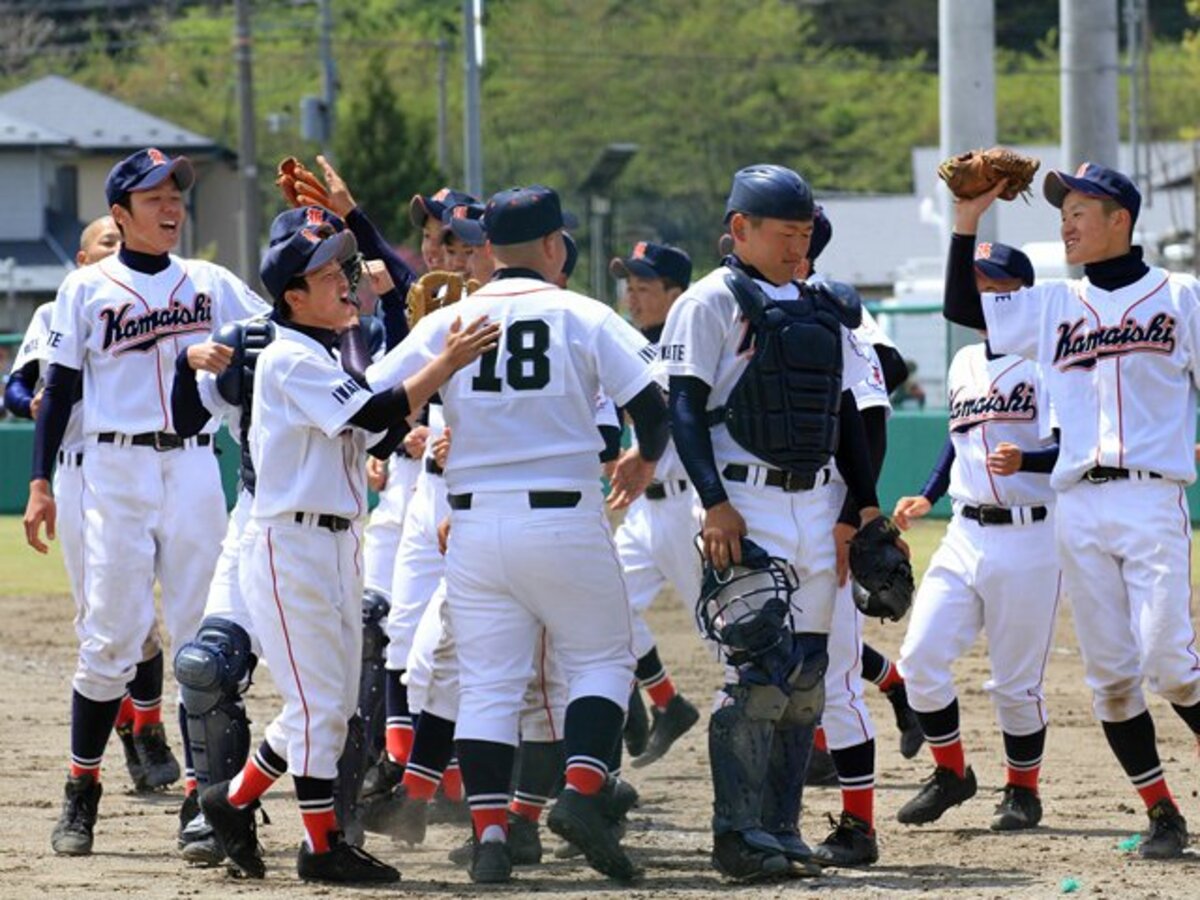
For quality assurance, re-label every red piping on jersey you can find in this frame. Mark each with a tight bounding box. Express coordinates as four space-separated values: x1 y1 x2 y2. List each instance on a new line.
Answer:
1028 570 1062 728
1175 487 1200 673
477 285 559 298
1115 277 1169 468
537 629 557 741
980 357 1024 505
99 262 189 432
844 603 869 743
1073 289 1104 468
267 527 313 775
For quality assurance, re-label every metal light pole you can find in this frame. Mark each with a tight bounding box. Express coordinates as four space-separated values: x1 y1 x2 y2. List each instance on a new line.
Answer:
463 0 484 197
233 0 261 286
579 143 639 305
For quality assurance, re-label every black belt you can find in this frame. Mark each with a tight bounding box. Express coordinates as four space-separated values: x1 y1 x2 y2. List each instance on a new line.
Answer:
57 450 83 466
722 464 829 493
97 431 211 451
293 512 352 532
645 479 688 501
1082 466 1162 484
447 491 582 511
960 504 1047 526
425 457 444 476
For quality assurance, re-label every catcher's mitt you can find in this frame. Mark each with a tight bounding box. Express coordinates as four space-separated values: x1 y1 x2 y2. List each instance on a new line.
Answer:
276 156 333 210
848 516 914 621
937 147 1040 202
406 270 481 325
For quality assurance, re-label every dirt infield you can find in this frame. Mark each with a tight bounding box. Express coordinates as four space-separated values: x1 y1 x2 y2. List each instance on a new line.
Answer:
1 520 1198 899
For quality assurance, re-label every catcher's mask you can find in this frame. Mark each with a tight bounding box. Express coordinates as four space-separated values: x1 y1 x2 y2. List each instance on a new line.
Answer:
695 537 798 667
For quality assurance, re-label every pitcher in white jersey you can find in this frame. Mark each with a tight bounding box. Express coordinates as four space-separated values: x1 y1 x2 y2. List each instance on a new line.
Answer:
24 149 267 857
895 244 1062 833
945 163 1200 859
367 185 669 885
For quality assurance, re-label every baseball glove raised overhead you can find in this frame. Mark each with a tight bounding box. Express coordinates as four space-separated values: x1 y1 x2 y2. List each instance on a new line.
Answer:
406 270 480 325
276 156 333 210
937 147 1040 202
849 516 914 621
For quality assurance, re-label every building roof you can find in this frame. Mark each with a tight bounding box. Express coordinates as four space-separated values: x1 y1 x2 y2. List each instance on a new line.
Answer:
0 75 220 152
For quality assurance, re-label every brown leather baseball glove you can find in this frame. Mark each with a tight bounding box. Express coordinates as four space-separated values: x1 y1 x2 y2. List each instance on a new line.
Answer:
275 156 333 210
937 147 1040 202
406 270 481 325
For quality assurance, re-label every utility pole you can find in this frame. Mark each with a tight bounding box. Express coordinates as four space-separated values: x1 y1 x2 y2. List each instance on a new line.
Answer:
233 0 260 287
436 36 449 175
1061 0 1120 172
1124 0 1145 196
463 0 483 197
318 0 337 161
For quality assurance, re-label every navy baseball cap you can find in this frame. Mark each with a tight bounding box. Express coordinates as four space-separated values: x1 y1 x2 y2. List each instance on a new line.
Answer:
1043 162 1141 224
268 206 345 246
725 164 814 223
807 205 832 262
409 188 478 229
105 148 195 206
609 241 693 289
562 232 579 278
482 185 567 246
261 208 358 303
444 202 486 246
974 242 1035 288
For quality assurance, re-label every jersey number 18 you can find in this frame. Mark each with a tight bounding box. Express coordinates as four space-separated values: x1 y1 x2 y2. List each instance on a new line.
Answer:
471 319 551 392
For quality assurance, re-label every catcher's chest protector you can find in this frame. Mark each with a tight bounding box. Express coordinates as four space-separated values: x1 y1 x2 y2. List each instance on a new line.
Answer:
722 289 843 476
236 318 276 495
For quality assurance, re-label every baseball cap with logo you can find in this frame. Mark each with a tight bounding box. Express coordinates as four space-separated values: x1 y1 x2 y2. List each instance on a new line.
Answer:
1043 162 1141 225
105 148 195 206
268 206 345 247
444 202 487 246
409 188 479 230
974 241 1035 288
260 208 359 304
481 185 568 246
609 241 693 290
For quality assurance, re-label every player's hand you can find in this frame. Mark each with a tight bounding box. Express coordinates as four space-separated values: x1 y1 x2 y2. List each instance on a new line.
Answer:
432 427 451 470
440 315 501 371
893 495 932 531
437 516 451 555
30 389 44 419
367 456 388 491
314 154 356 218
953 178 1008 235
702 501 747 570
24 479 56 554
607 448 656 510
403 424 429 459
986 441 1023 476
834 522 856 587
187 340 235 374
364 258 394 296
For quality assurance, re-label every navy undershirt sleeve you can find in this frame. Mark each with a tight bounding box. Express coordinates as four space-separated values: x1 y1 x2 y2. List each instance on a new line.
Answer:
349 385 412 433
3 359 39 419
1020 432 1060 474
838 404 888 526
346 208 415 349
944 233 987 329
875 344 909 395
669 375 727 510
170 351 211 438
625 382 669 463
338 323 372 387
598 424 622 463
834 391 881 521
31 363 79 481
920 436 956 504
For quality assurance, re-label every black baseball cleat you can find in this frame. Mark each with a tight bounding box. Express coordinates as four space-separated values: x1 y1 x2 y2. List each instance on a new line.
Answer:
772 830 821 876
885 683 925 760
631 694 700 769
507 811 544 865
1139 799 1188 860
297 831 400 883
897 766 977 825
711 830 791 882
624 687 650 758
448 833 476 866
132 723 181 790
178 788 200 843
812 811 879 867
51 774 102 856
200 781 265 879
116 721 146 789
603 776 639 820
179 790 225 865
990 785 1043 832
360 757 404 834
804 747 840 787
468 839 513 884
547 789 641 882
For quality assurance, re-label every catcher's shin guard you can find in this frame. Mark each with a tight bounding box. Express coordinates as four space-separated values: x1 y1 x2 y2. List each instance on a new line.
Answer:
334 714 368 846
359 590 391 763
761 722 816 845
708 687 776 837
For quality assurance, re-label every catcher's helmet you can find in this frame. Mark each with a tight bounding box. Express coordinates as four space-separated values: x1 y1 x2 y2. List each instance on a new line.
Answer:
695 538 798 668
725 164 814 223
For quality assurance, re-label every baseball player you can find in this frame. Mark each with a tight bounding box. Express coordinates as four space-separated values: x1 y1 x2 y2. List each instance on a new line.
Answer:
5 216 179 794
607 241 702 768
659 164 895 880
366 184 669 885
944 165 1200 858
893 242 1061 833
25 149 266 856
197 212 496 884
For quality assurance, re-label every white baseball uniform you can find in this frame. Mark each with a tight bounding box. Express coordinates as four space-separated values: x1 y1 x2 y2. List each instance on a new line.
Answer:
658 264 874 633
47 255 265 701
362 454 421 597
367 276 654 746
980 269 1200 721
897 344 1061 737
238 322 373 778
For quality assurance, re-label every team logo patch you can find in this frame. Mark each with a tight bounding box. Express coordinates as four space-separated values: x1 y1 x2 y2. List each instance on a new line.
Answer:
975 242 992 260
305 207 325 226
99 294 212 355
633 241 648 259
147 147 167 166
1052 313 1176 371
949 381 1037 432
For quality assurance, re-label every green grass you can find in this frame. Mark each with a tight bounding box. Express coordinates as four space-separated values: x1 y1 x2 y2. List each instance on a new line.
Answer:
0 515 70 596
